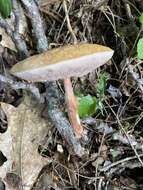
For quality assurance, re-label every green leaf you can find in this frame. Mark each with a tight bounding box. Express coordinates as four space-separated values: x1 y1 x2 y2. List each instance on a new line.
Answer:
97 72 108 99
137 38 143 59
95 73 108 115
77 95 96 118
139 13 143 26
0 0 12 18
76 73 108 118
96 100 104 115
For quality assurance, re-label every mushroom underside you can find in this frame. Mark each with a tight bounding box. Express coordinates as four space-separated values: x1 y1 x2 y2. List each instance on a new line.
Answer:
11 51 113 82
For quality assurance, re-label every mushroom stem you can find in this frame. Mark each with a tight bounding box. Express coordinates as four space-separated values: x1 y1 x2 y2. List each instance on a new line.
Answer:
64 78 83 138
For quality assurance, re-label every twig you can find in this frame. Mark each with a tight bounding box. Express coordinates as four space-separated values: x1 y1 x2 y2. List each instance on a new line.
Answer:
83 0 109 10
122 0 134 21
0 17 12 33
128 64 143 96
20 0 48 52
99 153 143 172
134 0 143 8
105 100 143 167
12 0 29 58
0 74 43 102
12 0 21 33
63 0 77 44
54 160 104 180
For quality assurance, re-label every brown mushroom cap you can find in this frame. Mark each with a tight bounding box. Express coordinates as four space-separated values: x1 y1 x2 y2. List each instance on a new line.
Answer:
11 43 114 82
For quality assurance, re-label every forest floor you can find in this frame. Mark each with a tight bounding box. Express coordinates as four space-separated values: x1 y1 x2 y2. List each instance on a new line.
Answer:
0 0 143 190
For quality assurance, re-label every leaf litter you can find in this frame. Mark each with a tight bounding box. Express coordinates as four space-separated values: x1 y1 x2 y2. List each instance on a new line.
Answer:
0 28 16 52
0 95 51 190
0 0 143 189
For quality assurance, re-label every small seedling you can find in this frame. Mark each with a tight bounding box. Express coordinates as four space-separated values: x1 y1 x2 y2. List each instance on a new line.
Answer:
77 72 109 118
96 72 109 115
77 94 96 118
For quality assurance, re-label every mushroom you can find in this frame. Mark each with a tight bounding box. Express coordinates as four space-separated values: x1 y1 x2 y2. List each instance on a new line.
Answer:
10 43 114 138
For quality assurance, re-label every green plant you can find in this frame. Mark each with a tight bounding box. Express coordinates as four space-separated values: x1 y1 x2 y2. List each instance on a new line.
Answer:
96 72 109 115
0 0 12 18
139 13 143 26
77 72 108 118
137 38 143 59
77 94 96 118
137 13 143 59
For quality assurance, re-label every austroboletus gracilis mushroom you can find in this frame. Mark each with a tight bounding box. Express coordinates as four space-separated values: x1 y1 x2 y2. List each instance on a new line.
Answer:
11 43 114 138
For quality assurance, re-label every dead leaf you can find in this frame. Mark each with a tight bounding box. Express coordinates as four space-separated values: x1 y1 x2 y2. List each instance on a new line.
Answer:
0 116 13 178
0 95 51 190
0 27 16 51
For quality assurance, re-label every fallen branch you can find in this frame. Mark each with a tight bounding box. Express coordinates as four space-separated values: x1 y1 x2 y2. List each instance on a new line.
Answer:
45 81 84 156
0 74 43 102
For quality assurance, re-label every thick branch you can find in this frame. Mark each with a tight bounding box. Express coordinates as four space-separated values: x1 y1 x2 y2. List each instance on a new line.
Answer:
45 82 84 156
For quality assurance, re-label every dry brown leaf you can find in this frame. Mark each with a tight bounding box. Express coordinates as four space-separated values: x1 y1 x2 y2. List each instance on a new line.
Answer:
0 95 50 190
0 27 16 51
0 119 13 179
